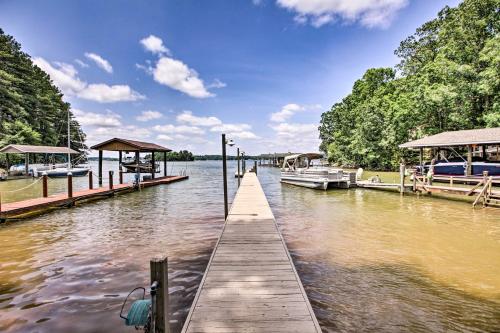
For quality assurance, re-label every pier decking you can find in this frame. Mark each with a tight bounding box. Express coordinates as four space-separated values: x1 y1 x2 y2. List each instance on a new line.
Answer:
0 175 188 220
181 172 321 333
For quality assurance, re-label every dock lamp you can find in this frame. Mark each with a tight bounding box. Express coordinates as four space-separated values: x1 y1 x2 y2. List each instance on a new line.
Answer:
222 134 235 219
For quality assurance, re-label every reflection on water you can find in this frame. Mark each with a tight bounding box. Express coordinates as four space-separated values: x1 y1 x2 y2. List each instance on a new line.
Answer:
1 161 499 332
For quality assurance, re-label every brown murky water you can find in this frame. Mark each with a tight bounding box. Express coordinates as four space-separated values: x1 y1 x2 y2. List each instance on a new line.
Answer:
0 161 499 332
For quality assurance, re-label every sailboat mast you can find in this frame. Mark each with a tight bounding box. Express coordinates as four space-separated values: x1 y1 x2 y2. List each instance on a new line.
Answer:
67 109 71 169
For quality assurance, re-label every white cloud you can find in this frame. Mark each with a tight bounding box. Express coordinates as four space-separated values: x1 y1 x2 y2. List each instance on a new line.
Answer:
157 134 174 141
276 0 408 28
75 59 89 68
176 111 222 127
252 0 263 5
73 109 122 127
84 52 113 73
33 57 144 103
270 103 321 122
78 84 144 103
136 110 163 122
152 57 213 98
140 35 170 55
270 103 303 122
271 122 318 138
153 124 205 135
210 123 259 140
207 78 227 89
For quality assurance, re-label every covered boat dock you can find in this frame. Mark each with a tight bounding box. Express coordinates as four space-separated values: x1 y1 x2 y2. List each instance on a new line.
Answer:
0 144 78 177
399 127 500 177
90 138 171 185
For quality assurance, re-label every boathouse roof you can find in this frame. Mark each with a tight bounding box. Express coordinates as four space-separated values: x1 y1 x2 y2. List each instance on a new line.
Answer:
0 144 78 154
399 127 500 148
90 138 171 152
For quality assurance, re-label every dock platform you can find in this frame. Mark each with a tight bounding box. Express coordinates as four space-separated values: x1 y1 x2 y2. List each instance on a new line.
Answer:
0 175 188 220
181 172 321 333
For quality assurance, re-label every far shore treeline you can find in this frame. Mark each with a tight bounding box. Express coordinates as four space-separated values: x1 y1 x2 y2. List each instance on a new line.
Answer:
89 152 260 162
0 28 87 166
319 0 499 171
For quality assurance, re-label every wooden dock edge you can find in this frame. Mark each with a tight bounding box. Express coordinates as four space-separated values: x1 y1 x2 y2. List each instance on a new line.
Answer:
0 175 188 222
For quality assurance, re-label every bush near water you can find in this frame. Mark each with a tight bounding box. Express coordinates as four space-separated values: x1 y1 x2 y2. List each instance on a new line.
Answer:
319 0 500 171
0 28 87 166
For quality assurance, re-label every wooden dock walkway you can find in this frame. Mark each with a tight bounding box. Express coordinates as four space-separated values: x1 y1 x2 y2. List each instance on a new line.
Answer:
181 172 321 333
0 175 188 220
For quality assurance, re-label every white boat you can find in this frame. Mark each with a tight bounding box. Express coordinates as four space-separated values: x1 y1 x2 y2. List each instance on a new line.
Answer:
280 153 348 190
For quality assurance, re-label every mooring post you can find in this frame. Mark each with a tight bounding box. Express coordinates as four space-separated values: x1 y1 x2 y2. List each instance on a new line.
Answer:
150 256 170 333
109 171 114 189
412 171 417 192
42 173 48 198
450 176 453 186
119 170 123 184
254 160 257 175
237 148 240 187
67 172 73 198
98 150 103 186
399 163 405 194
88 170 93 190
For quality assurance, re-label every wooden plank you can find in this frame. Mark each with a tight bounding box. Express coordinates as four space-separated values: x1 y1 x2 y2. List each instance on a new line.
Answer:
181 173 321 333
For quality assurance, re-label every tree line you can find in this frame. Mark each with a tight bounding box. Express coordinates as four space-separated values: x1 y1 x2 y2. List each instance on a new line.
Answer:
319 0 499 170
0 29 87 166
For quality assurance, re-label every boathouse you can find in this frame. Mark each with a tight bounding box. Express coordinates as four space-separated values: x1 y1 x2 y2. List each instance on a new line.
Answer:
90 138 171 185
399 127 500 176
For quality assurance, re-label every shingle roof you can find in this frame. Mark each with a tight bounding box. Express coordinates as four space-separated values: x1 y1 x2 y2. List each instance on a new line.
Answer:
399 127 500 148
0 144 78 154
90 138 171 152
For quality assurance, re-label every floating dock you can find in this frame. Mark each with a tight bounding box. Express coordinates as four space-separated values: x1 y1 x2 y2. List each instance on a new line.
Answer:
0 175 188 221
181 172 321 333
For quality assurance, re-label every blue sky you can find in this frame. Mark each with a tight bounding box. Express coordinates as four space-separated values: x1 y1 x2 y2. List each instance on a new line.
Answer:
0 0 460 155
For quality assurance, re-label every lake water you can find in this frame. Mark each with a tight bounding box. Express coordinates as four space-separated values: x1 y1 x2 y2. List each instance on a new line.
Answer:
0 161 499 332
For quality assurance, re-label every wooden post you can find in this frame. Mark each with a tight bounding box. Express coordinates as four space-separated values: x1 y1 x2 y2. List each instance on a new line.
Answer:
254 160 257 175
237 148 240 187
25 153 29 176
42 173 48 198
150 256 170 333
483 170 489 184
98 150 103 185
412 171 417 192
5 154 10 175
450 176 453 186
89 170 93 190
399 163 405 193
118 150 122 173
482 145 486 158
135 151 140 184
151 151 156 179
109 171 113 189
222 134 228 220
67 172 73 198
466 145 472 176
119 170 123 184
419 148 423 175
163 152 167 177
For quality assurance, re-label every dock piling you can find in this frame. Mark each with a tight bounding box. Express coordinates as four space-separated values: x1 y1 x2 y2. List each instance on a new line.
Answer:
399 163 405 194
42 173 48 198
67 172 73 198
109 171 114 189
150 256 170 333
119 170 123 184
88 170 93 190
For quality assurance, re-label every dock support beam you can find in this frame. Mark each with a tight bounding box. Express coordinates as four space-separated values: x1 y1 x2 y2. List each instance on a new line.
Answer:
89 170 93 190
135 151 140 184
467 145 472 176
399 163 405 194
98 150 103 185
150 256 170 333
151 150 156 179
254 160 258 175
109 171 113 189
163 152 167 177
419 148 423 175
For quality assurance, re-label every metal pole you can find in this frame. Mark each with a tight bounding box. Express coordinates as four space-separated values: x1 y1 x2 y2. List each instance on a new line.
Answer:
109 171 113 189
89 170 93 189
237 148 240 187
163 152 167 177
98 150 103 185
222 134 228 220
254 160 257 175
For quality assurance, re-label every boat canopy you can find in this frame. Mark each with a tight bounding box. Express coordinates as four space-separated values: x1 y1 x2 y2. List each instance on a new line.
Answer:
0 144 78 154
282 153 323 168
91 138 171 152
399 127 500 148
